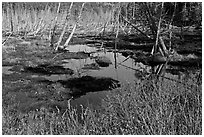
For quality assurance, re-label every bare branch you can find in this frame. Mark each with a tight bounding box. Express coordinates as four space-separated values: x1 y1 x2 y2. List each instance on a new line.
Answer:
143 3 157 37
120 14 151 39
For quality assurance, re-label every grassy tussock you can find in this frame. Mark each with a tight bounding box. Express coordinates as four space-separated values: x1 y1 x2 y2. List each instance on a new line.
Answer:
2 72 202 135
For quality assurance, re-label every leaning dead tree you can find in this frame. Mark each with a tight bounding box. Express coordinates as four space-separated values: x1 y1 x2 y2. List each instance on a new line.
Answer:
51 2 85 51
55 2 74 51
63 3 85 49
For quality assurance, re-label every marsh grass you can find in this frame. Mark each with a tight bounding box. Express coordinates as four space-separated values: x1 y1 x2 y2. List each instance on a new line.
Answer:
2 72 202 135
2 2 202 135
2 3 116 37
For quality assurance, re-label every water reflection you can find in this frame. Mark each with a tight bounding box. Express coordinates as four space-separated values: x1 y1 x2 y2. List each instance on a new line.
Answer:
63 46 143 83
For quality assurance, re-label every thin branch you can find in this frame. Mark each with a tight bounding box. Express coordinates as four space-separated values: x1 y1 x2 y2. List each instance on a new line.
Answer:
143 3 157 37
120 14 151 39
2 32 12 45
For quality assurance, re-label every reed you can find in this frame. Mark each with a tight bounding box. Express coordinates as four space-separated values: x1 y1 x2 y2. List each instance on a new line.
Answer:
2 2 117 38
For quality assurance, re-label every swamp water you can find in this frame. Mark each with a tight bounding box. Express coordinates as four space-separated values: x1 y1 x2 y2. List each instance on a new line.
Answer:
2 44 201 113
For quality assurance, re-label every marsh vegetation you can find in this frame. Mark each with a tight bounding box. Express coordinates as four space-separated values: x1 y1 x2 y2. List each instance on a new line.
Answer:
2 2 202 135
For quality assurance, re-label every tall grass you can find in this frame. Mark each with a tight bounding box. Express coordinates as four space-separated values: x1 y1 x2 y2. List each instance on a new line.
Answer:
2 72 202 135
2 2 116 37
